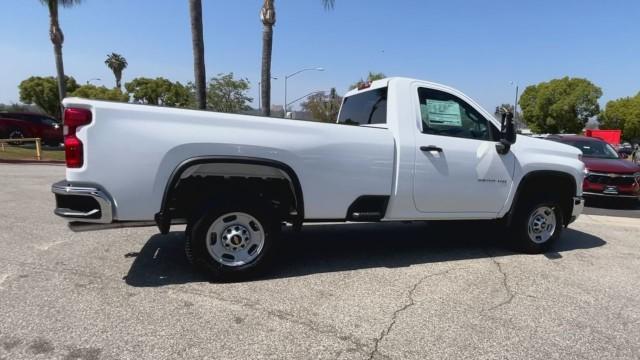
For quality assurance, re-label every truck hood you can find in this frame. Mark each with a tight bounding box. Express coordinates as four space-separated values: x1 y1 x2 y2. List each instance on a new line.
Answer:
513 134 583 158
582 157 640 174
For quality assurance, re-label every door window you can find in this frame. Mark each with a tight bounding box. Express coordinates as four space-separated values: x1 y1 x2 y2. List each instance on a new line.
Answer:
418 87 497 141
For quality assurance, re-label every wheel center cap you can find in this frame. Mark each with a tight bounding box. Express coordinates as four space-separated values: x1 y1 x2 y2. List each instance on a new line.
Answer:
221 224 251 251
533 216 546 232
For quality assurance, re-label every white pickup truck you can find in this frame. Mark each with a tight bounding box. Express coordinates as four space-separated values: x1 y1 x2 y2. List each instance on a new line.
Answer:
53 77 585 280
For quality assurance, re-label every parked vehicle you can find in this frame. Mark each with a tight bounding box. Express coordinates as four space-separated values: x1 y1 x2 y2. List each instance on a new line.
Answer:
584 129 621 147
52 78 586 281
548 135 640 202
0 112 63 146
617 143 634 159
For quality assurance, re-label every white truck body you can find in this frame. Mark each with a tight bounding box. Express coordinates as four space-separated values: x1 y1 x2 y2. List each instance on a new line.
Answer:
54 78 584 227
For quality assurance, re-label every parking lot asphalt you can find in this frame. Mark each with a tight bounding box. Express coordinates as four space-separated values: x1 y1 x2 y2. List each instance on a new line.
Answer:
1 164 639 360
582 197 640 219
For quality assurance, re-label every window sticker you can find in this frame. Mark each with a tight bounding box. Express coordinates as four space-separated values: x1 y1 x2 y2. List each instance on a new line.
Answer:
424 99 462 127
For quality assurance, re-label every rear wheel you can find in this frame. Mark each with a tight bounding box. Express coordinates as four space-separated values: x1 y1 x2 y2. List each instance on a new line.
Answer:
186 200 279 282
511 196 564 253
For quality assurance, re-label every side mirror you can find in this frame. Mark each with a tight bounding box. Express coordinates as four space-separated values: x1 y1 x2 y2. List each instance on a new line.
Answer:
504 112 517 144
496 111 517 154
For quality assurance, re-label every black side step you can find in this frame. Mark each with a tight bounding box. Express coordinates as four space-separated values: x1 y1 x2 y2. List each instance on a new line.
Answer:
350 212 383 221
346 195 389 222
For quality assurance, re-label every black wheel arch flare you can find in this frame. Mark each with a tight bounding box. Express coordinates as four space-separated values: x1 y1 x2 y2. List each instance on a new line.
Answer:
505 170 578 227
155 156 304 234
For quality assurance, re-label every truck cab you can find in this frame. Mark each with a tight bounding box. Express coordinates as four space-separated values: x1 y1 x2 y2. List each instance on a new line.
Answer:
338 78 583 221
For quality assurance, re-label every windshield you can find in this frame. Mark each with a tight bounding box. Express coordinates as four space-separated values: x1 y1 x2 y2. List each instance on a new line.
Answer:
563 139 620 159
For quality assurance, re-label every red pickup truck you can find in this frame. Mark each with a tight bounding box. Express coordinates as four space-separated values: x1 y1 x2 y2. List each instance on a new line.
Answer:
0 112 63 146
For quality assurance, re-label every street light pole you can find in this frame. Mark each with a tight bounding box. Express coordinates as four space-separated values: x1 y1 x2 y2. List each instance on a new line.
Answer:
284 90 327 119
284 67 324 116
510 81 520 129
514 85 519 127
86 78 101 85
285 90 326 110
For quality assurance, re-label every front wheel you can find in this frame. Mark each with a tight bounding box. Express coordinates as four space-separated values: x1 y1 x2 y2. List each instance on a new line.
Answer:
186 200 279 282
510 197 564 254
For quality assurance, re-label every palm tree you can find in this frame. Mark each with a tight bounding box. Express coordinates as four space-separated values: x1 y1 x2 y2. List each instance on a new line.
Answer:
260 0 334 116
349 71 387 90
104 53 128 89
40 0 81 106
189 0 206 109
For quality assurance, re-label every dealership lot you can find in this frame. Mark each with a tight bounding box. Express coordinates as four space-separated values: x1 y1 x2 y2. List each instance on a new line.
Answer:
0 164 639 360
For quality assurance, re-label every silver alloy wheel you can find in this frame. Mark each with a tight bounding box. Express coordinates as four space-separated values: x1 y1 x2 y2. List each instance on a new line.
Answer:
205 212 265 267
527 206 557 244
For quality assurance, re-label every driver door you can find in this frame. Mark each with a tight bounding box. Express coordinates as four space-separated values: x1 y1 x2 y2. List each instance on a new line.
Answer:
412 86 515 214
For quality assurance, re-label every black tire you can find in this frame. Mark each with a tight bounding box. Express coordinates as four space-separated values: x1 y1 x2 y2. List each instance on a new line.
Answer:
184 223 195 265
7 128 26 145
510 196 564 254
186 199 279 282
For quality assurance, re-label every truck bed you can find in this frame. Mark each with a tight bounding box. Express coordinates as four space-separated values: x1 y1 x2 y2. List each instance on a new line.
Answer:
61 98 396 221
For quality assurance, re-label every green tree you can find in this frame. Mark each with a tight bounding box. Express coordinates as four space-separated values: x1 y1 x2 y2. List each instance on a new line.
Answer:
104 53 128 89
71 84 129 102
301 88 342 122
260 0 335 116
125 77 193 107
207 73 253 113
349 71 386 90
600 93 640 141
189 0 207 110
519 77 602 134
19 75 79 118
39 0 81 106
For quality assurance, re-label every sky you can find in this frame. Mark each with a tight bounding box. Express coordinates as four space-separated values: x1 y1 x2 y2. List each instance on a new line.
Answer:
0 0 638 111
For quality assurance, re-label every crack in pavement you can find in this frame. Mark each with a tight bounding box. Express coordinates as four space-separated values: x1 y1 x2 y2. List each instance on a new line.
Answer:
484 252 515 312
367 267 465 360
483 250 545 311
171 287 371 354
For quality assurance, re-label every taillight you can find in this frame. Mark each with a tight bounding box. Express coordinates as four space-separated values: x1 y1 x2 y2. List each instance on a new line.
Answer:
63 108 92 168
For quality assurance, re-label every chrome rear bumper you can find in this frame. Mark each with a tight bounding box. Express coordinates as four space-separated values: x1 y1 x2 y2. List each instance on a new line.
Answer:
52 181 113 223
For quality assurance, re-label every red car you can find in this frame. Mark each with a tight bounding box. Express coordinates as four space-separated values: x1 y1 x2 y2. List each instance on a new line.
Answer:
0 112 63 146
549 135 640 201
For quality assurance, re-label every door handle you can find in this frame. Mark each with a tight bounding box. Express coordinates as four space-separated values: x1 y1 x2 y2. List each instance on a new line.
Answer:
420 145 443 153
